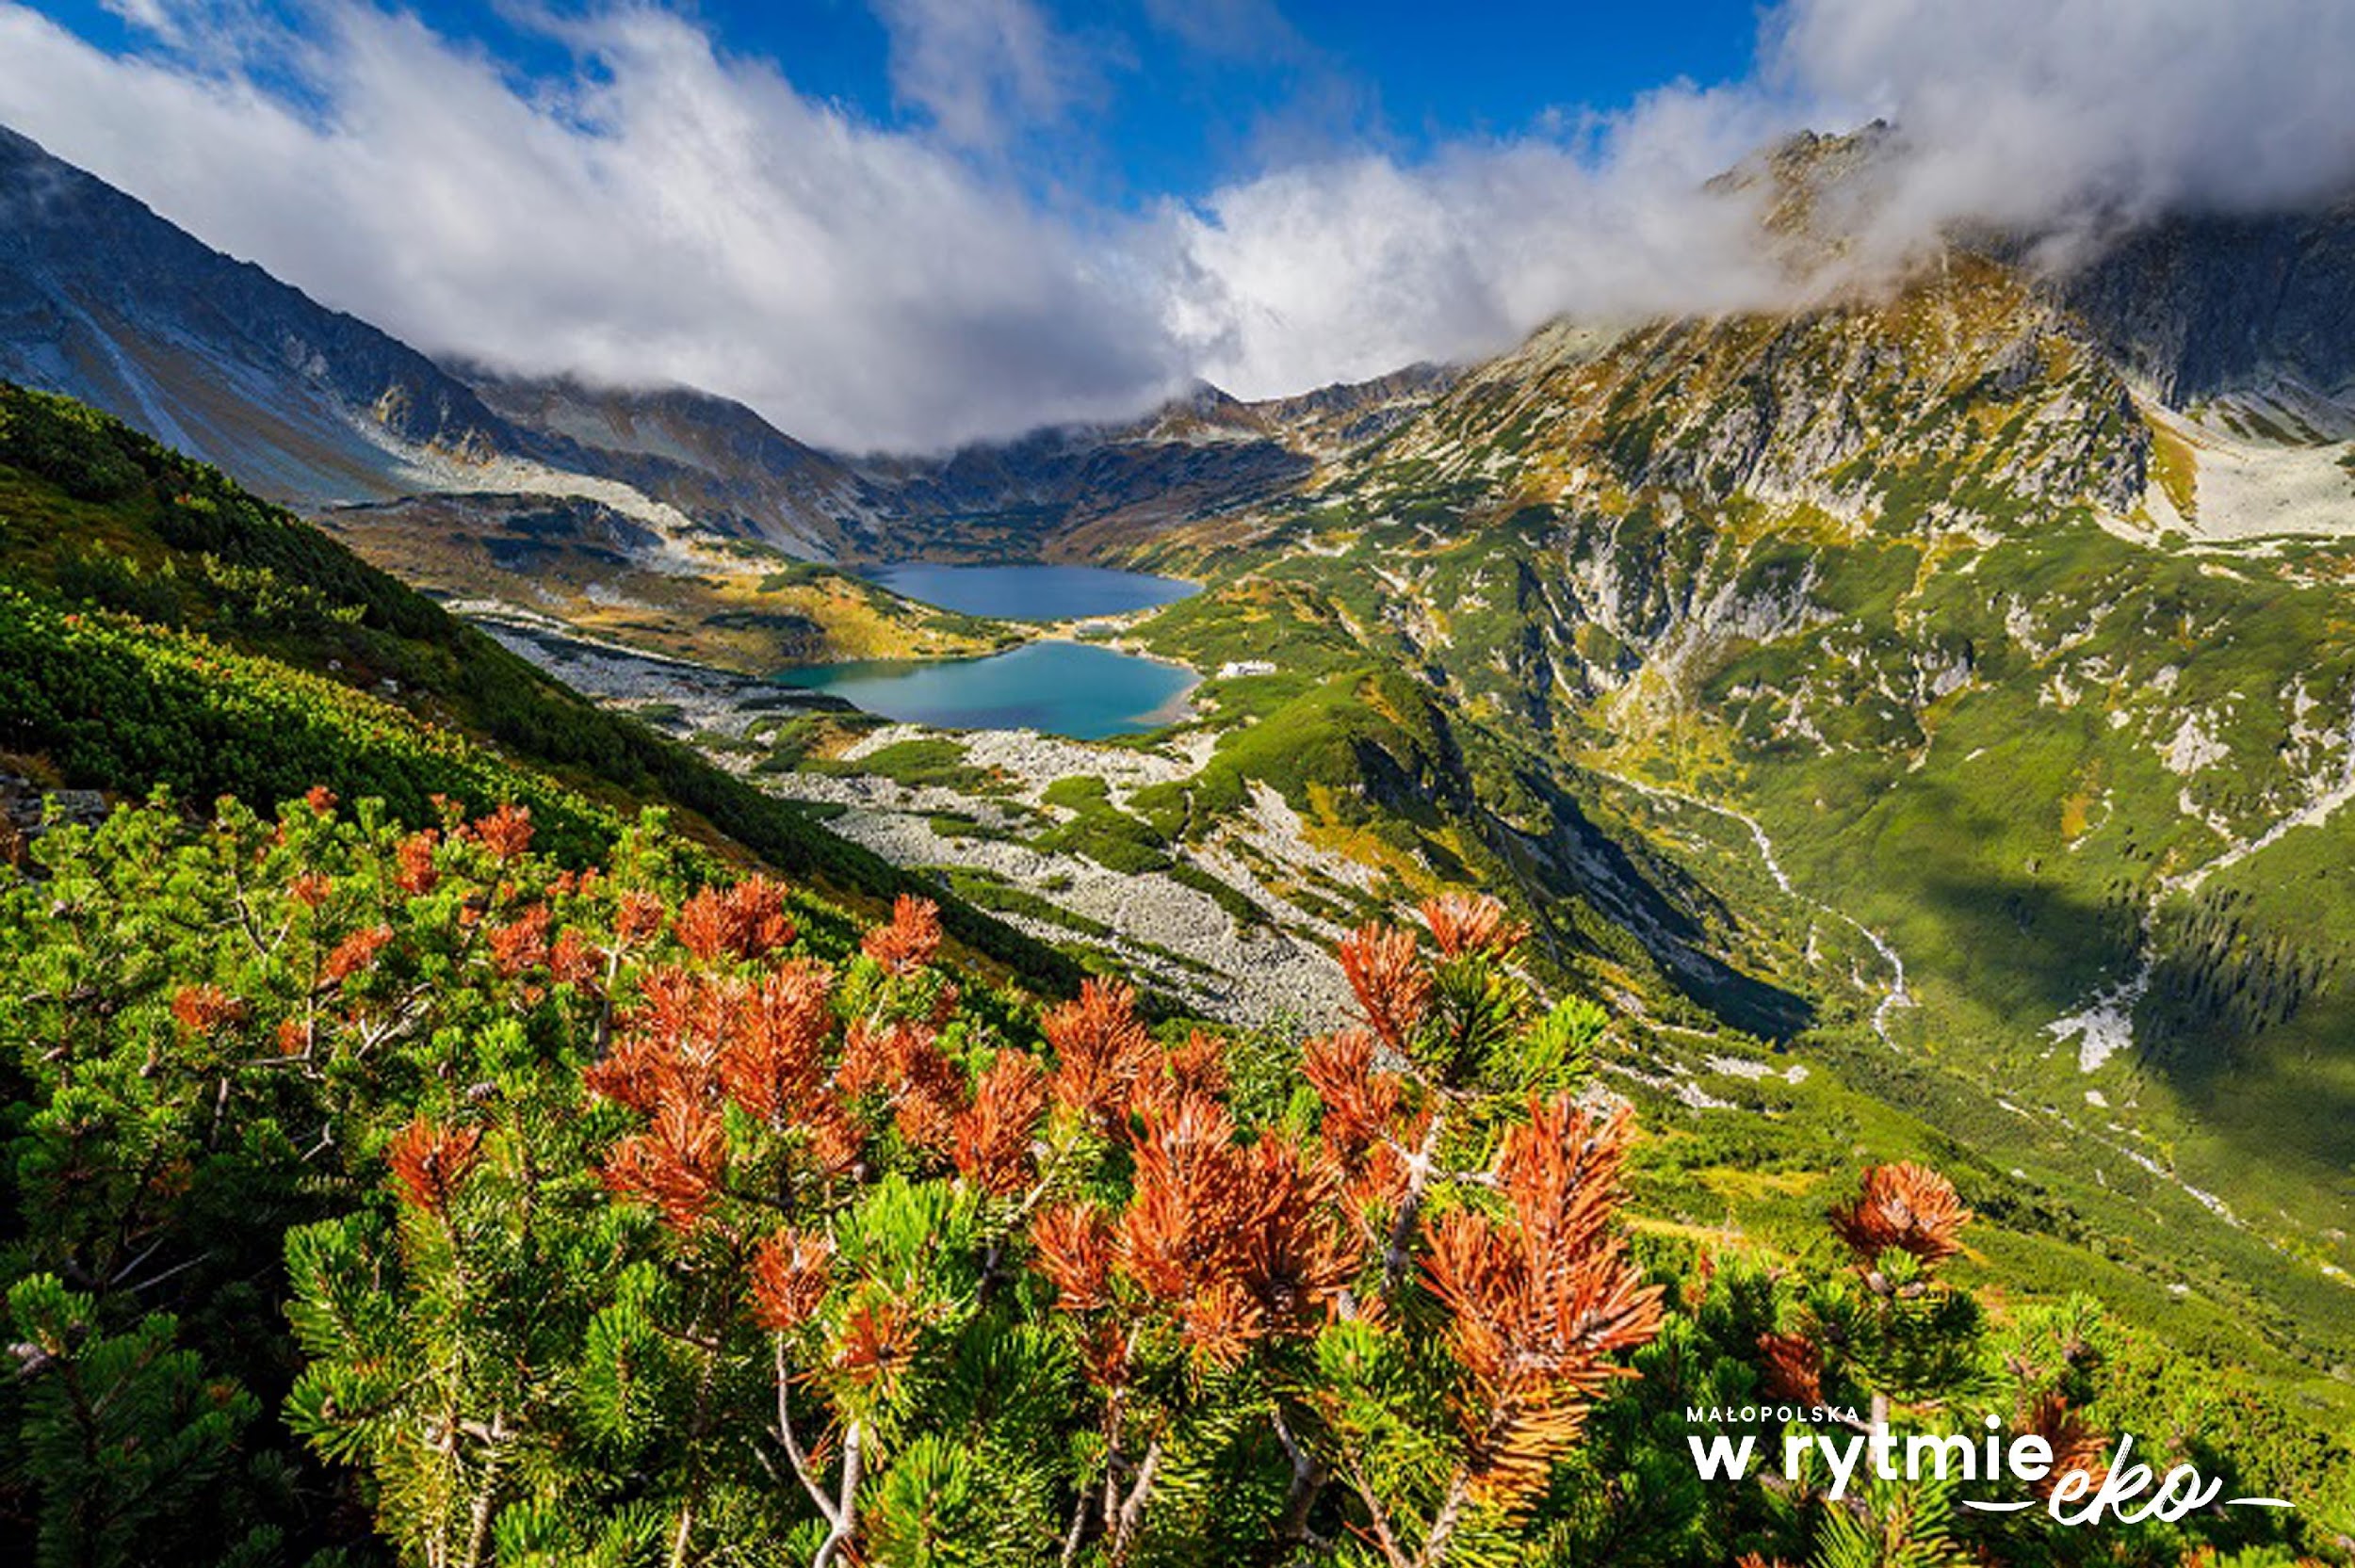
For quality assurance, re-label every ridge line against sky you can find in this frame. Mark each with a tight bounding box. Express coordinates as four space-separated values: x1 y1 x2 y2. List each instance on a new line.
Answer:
2 0 2353 453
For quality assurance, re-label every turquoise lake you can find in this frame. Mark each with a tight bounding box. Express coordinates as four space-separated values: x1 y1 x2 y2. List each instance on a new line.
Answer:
777 639 1197 740
862 562 1198 622
783 564 1200 737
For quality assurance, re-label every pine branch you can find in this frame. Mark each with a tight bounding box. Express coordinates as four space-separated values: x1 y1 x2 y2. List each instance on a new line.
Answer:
459 1409 509 1568
1059 1485 1094 1567
1381 1102 1449 1299
771 1338 839 1528
1107 1436 1164 1562
810 1420 862 1568
1338 1447 1411 1568
1272 1406 1330 1546
1412 1466 1472 1568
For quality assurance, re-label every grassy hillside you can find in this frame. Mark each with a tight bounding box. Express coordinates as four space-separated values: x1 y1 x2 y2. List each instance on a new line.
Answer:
0 382 1082 990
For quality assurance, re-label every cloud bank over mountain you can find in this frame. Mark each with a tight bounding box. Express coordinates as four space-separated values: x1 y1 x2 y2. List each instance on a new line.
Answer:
1777 0 2355 229
0 0 2348 450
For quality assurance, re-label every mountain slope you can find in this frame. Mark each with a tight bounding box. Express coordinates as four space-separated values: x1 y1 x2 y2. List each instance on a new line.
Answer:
0 124 864 544
463 366 1450 563
0 381 1082 988
1115 232 2355 1382
457 368 880 557
0 125 513 502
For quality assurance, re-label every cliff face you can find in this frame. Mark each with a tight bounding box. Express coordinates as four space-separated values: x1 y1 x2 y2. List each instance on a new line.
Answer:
1369 253 2151 533
457 372 880 558
2046 202 2355 405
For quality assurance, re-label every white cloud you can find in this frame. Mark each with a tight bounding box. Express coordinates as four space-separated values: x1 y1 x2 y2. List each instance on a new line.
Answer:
1162 105 1790 399
870 0 1100 150
0 1 1178 450
1137 0 1305 63
1770 0 2355 230
1 0 2351 450
97 0 182 40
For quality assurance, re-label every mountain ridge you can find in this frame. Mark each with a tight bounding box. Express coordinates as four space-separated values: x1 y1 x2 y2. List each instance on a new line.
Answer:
0 122 1447 571
0 124 515 496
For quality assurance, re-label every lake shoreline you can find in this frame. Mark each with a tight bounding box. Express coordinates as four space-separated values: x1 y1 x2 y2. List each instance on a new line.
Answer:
778 562 1206 740
775 639 1201 741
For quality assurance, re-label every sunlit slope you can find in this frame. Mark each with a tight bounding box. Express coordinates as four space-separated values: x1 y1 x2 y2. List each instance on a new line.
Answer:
1122 252 2355 1364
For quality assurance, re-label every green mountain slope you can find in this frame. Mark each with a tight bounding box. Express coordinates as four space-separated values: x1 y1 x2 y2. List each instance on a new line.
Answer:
0 382 1081 990
1117 252 2355 1397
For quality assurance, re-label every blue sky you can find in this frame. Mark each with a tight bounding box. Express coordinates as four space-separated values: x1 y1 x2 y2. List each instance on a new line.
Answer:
40 0 1766 204
3 1 2348 449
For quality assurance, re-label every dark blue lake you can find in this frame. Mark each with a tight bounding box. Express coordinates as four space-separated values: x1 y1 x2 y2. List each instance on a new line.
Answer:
863 563 1197 622
776 639 1197 740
